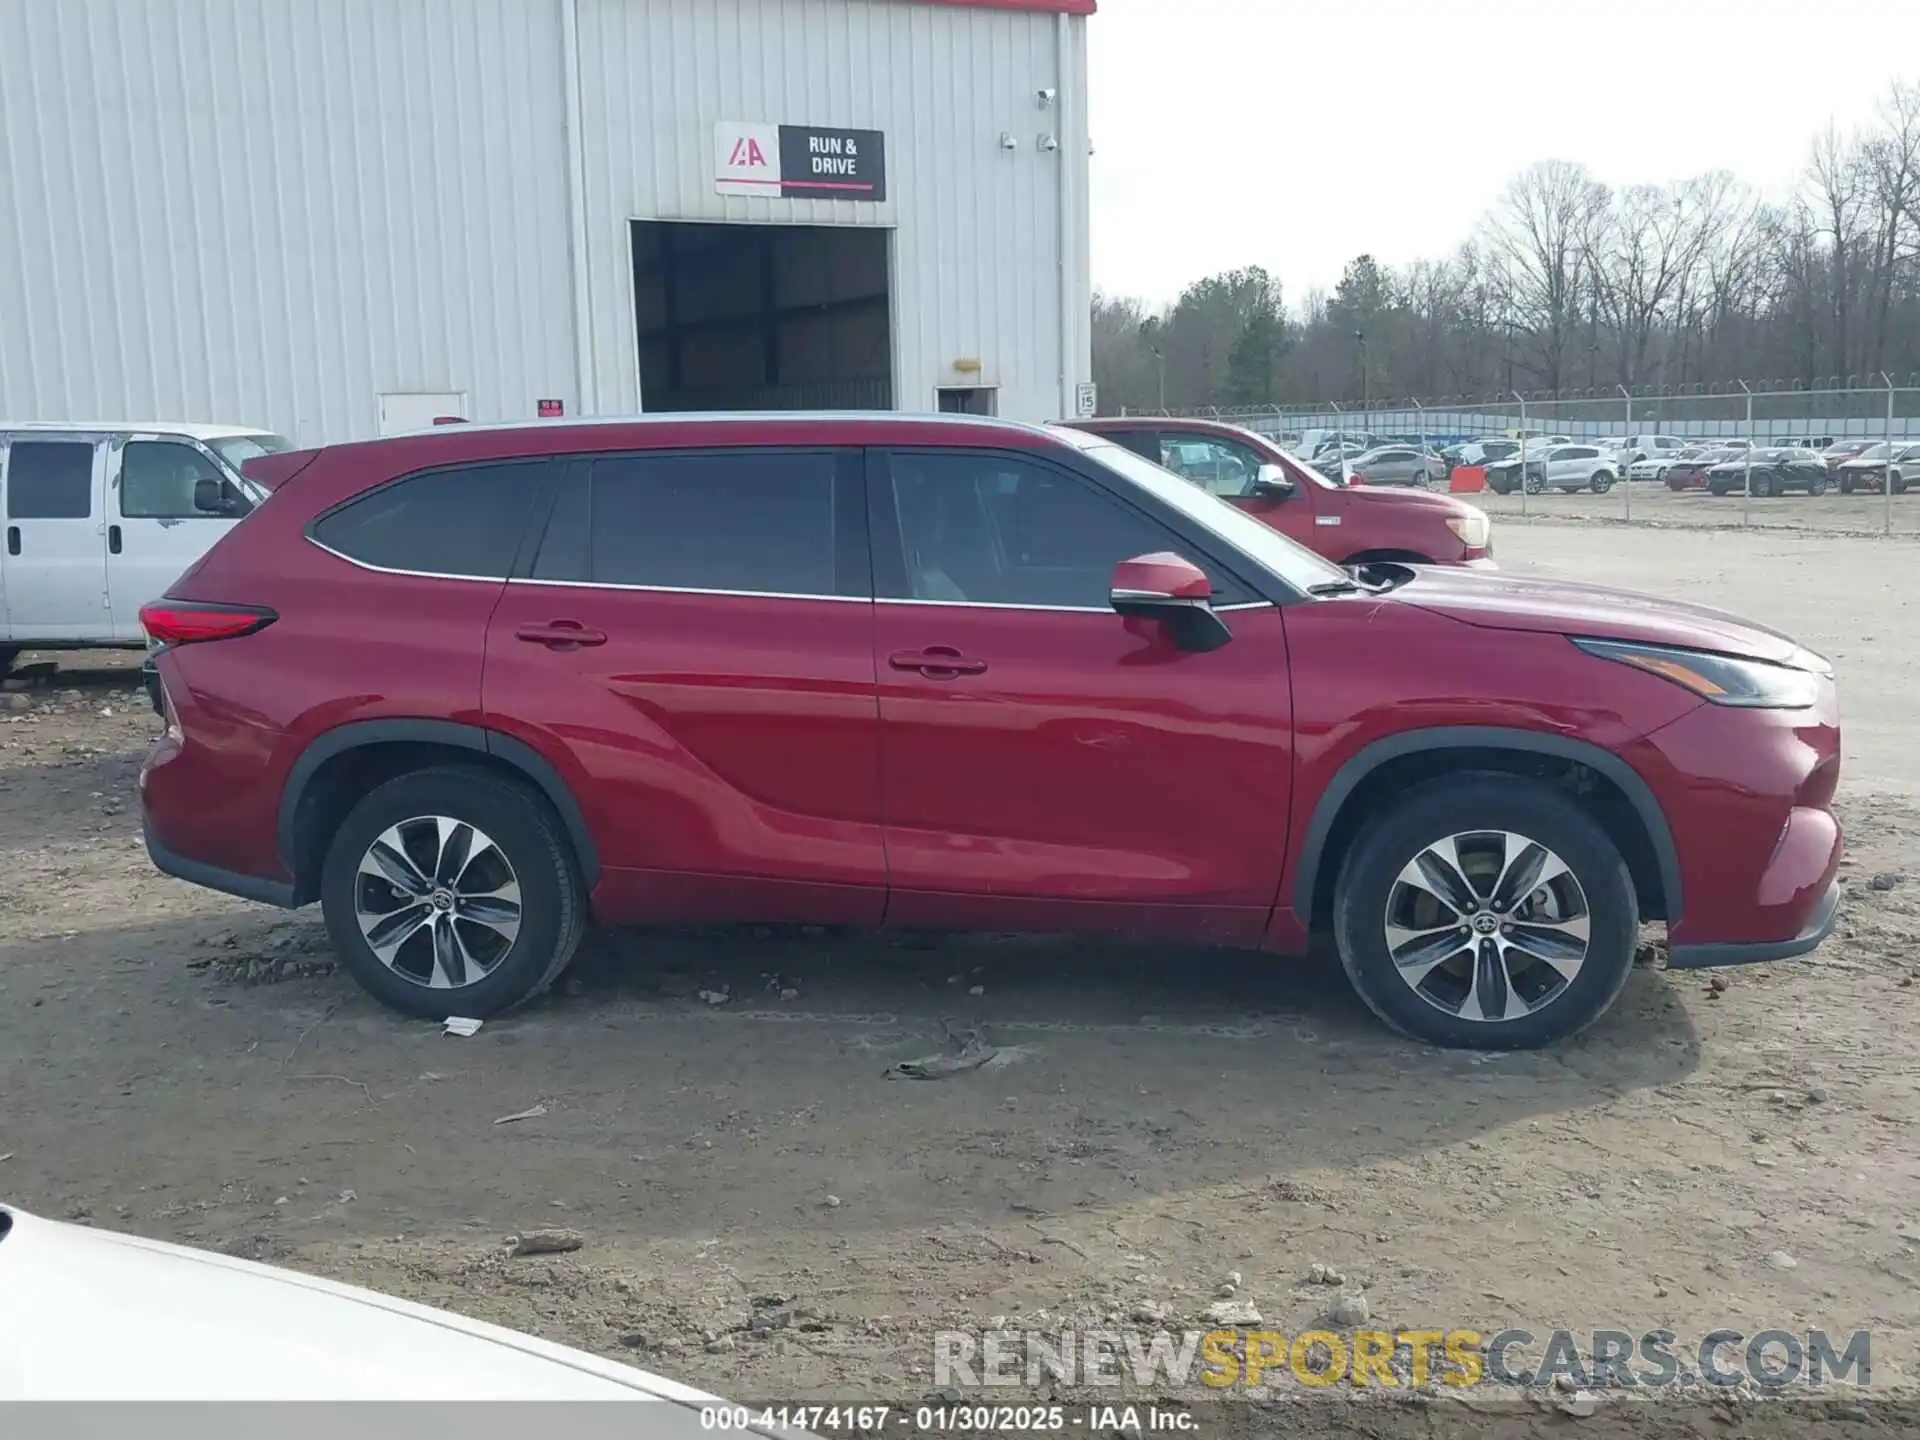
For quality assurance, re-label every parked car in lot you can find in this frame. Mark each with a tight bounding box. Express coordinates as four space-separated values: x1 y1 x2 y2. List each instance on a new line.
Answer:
1612 434 1688 472
0 422 289 675
1484 444 1621 495
0 1201 791 1418
1345 444 1450 488
1446 438 1522 475
1307 441 1371 479
1664 447 1744 492
1068 417 1492 567
1836 441 1920 494
1819 439 1876 471
137 413 1840 1050
1705 447 1832 497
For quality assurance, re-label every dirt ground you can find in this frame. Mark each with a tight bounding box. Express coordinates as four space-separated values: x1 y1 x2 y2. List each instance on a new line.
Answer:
2 520 1917 1434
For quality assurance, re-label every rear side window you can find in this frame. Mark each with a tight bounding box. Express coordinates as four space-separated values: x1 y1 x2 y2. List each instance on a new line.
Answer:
5 440 95 518
312 461 549 578
575 451 840 596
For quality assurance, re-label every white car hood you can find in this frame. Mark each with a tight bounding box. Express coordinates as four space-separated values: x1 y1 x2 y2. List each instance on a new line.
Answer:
0 1206 765 1415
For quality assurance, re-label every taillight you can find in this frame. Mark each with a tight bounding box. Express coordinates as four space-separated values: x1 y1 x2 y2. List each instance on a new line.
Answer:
139 601 277 646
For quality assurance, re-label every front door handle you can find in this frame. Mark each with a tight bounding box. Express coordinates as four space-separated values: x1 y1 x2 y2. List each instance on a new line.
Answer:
5 526 17 556
108 524 122 554
888 646 988 679
515 620 608 650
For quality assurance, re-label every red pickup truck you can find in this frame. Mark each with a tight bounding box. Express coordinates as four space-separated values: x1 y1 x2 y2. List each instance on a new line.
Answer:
1066 417 1494 567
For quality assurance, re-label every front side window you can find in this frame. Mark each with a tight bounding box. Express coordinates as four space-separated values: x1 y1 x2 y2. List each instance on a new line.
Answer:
1157 435 1264 496
4 440 94 519
886 451 1248 609
311 461 549 578
119 441 244 519
586 451 839 596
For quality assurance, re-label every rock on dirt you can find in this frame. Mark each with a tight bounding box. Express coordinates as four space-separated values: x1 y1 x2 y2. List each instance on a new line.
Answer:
1203 1300 1261 1327
511 1228 585 1257
1326 1292 1370 1326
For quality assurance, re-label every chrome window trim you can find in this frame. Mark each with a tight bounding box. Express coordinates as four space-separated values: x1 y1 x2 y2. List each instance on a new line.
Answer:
307 537 1279 614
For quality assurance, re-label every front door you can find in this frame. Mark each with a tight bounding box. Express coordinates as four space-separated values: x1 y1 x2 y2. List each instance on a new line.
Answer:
869 447 1294 945
484 447 885 926
1 437 107 641
106 437 248 640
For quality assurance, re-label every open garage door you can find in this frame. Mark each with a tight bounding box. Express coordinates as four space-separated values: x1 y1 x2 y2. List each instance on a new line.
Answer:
632 221 893 412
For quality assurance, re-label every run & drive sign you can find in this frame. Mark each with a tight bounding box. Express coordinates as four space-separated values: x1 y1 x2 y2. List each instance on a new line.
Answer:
715 122 888 201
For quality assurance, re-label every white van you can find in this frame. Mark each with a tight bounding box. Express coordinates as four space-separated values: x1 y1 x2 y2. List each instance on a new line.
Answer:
0 423 288 670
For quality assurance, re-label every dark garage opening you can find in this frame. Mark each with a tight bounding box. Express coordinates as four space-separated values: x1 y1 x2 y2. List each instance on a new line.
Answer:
632 220 894 412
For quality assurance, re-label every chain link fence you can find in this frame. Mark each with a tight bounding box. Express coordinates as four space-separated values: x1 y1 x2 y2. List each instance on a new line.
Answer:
1120 382 1920 537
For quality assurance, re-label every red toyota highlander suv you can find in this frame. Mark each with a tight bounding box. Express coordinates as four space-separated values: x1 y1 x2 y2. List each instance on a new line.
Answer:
138 415 1840 1049
1067 417 1494 567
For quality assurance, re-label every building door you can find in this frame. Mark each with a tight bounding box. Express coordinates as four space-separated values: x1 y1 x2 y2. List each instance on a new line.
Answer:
1 437 108 641
633 221 894 412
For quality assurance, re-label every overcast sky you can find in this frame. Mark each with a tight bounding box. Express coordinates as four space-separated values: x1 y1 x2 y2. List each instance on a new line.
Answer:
1086 0 1918 306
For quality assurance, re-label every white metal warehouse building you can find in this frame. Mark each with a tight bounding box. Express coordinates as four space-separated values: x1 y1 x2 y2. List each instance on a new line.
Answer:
0 0 1094 442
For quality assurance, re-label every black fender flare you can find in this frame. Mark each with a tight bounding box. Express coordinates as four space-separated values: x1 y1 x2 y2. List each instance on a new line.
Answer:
1287 725 1683 925
277 719 600 890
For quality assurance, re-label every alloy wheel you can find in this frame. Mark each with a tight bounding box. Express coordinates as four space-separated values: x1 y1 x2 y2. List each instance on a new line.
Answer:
1383 830 1591 1023
354 815 523 989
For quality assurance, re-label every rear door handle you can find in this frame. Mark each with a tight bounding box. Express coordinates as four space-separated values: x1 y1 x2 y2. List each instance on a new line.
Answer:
515 620 608 650
5 526 17 556
888 646 988 678
108 524 122 555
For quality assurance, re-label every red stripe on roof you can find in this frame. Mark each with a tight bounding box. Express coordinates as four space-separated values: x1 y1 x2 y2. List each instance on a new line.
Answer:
908 0 1096 14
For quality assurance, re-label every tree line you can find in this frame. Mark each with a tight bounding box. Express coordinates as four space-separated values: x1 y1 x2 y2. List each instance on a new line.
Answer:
1092 81 1920 411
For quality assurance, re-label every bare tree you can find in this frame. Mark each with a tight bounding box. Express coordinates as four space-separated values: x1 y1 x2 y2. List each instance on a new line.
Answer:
1484 161 1610 392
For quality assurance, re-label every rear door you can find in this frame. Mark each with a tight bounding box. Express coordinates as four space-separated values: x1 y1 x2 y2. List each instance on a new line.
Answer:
868 445 1293 943
0 436 108 640
484 447 885 926
105 436 252 640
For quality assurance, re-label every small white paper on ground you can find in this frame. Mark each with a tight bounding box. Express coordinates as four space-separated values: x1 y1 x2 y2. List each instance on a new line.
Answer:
493 1103 550 1126
443 1016 484 1037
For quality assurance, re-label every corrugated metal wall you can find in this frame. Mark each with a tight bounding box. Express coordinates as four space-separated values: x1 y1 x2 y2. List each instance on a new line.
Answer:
575 0 1091 423
0 0 577 443
0 0 1091 438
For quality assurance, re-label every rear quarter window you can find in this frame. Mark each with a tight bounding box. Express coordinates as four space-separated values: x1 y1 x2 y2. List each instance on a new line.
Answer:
310 461 550 578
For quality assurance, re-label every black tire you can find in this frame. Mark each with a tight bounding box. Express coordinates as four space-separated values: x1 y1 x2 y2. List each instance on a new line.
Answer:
1708 483 1728 496
1589 472 1613 494
0 646 17 678
1840 475 1855 494
320 765 586 1020
1331 774 1639 1050
1808 472 1828 496
1411 470 1430 489
1523 473 1545 495
1751 472 1773 498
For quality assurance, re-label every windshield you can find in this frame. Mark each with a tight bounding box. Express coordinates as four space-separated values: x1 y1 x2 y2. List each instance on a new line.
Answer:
1059 434 1353 594
1854 443 1893 460
208 433 294 468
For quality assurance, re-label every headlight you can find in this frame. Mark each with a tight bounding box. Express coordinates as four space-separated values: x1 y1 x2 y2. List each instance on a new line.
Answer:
1446 508 1491 548
1572 637 1822 708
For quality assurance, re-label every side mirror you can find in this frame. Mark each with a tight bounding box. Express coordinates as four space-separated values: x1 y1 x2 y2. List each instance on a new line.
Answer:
1109 552 1232 653
194 477 238 515
1250 462 1294 497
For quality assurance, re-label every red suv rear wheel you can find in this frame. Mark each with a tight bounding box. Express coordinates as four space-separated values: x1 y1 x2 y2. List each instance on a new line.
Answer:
319 767 585 1018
